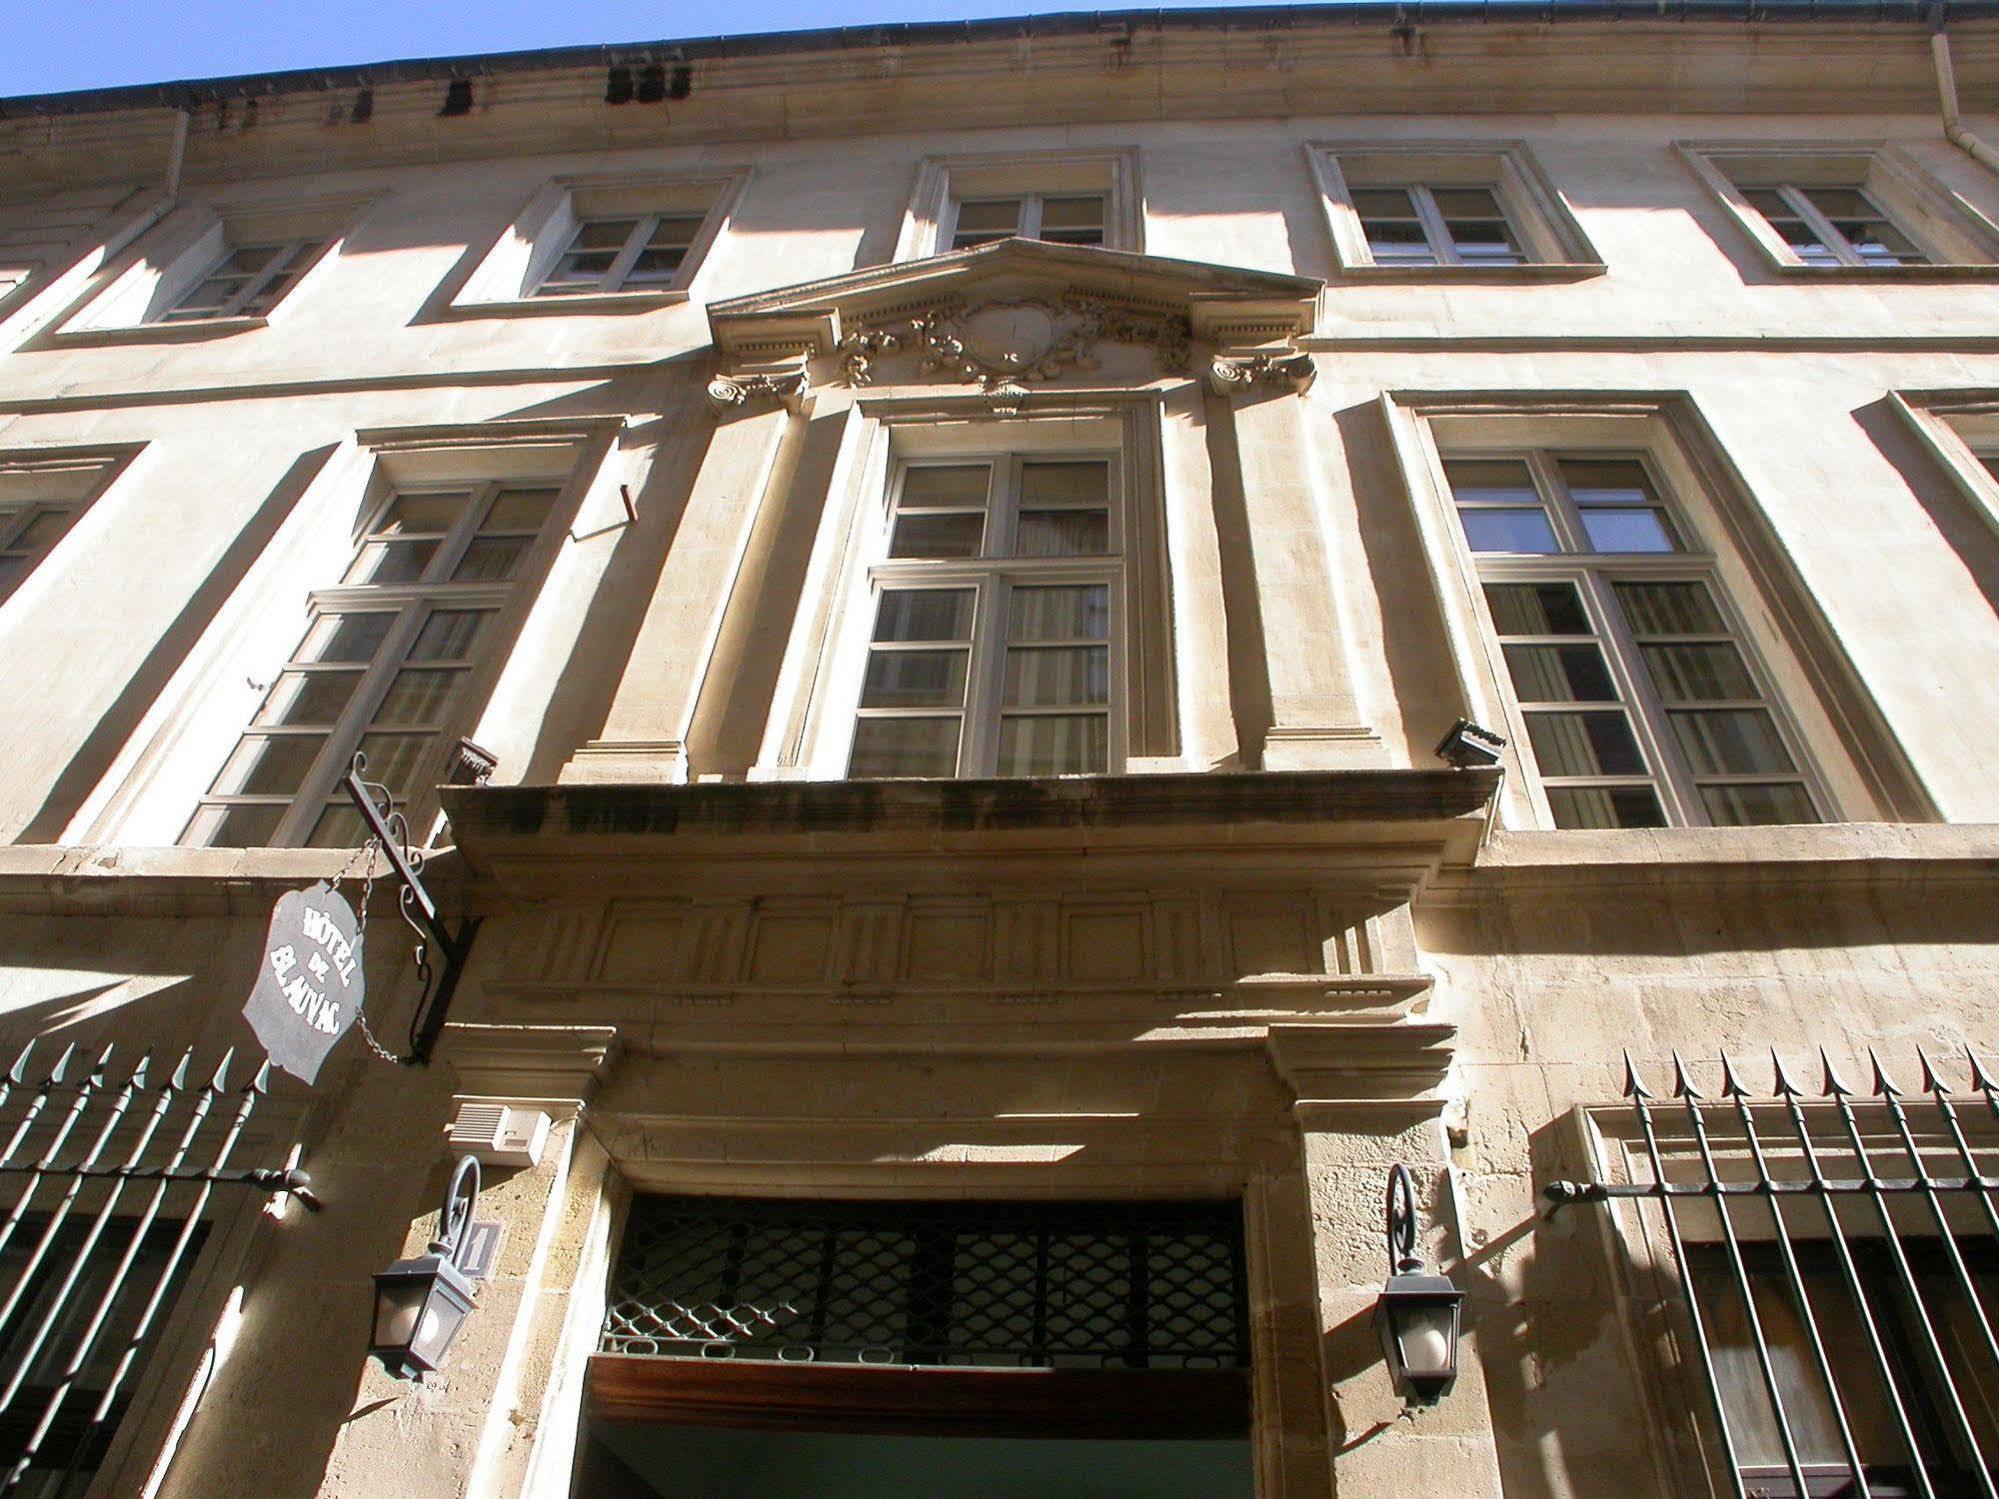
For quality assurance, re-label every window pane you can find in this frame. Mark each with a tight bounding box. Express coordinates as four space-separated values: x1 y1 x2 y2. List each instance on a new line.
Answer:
1485 581 1591 636
573 218 638 249
213 735 323 795
376 493 464 534
185 802 284 848
1546 786 1666 829
649 215 704 247
1365 221 1435 263
997 714 1108 776
627 248 687 280
1614 580 1727 635
1351 188 1418 218
373 668 465 727
1525 711 1648 777
1019 461 1109 506
452 535 531 582
1038 196 1106 244
1446 459 1540 505
1460 508 1560 554
1015 509 1110 557
483 489 559 531
299 612 395 664
1669 709 1796 776
344 539 438 585
15 510 75 549
254 671 362 727
1008 585 1109 642
860 650 969 708
901 466 991 508
1701 783 1817 826
410 609 492 661
873 589 975 644
1580 509 1677 553
1502 643 1616 702
355 731 436 796
850 718 961 777
889 512 985 559
1560 458 1654 503
954 200 1020 234
305 803 369 849
1003 646 1109 707
1639 642 1758 702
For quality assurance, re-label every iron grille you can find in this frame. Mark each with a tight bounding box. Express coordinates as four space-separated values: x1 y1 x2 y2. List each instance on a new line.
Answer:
1546 1048 1999 1499
0 1042 312 1498
601 1197 1249 1370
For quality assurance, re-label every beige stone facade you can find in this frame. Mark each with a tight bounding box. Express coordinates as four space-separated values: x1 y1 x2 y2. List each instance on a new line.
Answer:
2 6 1999 1496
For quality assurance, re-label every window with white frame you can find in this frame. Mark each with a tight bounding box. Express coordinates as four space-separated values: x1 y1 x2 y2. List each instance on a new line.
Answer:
1311 143 1602 275
851 455 1121 779
946 194 1108 251
183 482 559 848
450 173 744 312
1683 145 1999 272
1445 452 1820 830
530 212 707 297
155 236 331 321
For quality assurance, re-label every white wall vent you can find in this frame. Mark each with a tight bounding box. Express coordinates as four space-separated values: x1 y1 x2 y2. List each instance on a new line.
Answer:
448 1103 551 1168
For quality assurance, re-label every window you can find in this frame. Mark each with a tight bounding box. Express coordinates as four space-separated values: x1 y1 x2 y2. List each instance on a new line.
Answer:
576 1197 1252 1496
1738 184 1925 268
449 172 745 312
1350 185 1522 268
1311 142 1602 276
54 194 366 339
850 456 1120 779
0 448 132 608
946 194 1108 250
1682 145 1999 273
183 482 558 848
1445 452 1819 829
530 213 706 297
156 236 330 321
897 151 1142 260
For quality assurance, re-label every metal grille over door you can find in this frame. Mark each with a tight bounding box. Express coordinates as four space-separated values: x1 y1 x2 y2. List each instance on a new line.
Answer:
602 1197 1249 1370
1546 1049 1999 1499
0 1042 312 1498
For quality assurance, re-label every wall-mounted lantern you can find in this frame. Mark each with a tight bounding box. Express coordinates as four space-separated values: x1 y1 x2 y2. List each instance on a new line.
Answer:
1374 1163 1465 1408
1434 717 1506 770
370 1155 482 1380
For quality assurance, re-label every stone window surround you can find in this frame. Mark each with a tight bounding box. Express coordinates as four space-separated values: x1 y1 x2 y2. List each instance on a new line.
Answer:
1678 141 1999 277
1380 392 1934 831
447 168 750 316
1307 140 1604 281
51 191 375 343
0 442 143 610
893 148 1143 262
759 393 1178 781
1888 390 1999 551
65 417 622 850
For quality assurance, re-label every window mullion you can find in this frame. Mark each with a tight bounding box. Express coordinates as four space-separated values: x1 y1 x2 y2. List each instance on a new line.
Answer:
1526 451 1589 553
1590 571 1699 825
962 576 1007 777
603 217 654 293
1784 188 1864 268
1019 197 1045 241
1410 186 1461 267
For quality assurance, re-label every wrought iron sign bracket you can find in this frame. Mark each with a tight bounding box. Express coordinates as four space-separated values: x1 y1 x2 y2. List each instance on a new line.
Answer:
343 755 481 1068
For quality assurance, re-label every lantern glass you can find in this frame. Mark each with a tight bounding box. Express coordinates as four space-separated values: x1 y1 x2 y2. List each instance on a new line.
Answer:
1375 1272 1464 1406
371 1254 475 1377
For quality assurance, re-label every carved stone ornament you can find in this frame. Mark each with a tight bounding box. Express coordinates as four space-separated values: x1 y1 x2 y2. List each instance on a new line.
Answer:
706 361 811 414
1207 347 1317 397
838 290 1192 396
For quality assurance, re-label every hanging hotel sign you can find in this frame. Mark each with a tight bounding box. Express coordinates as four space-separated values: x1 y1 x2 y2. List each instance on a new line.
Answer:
243 880 365 1085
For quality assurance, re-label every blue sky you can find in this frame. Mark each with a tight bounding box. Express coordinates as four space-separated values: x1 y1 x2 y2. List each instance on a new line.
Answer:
1 0 1343 98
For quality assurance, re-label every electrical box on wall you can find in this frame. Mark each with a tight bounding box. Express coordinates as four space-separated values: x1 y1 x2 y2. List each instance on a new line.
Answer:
448 1103 551 1168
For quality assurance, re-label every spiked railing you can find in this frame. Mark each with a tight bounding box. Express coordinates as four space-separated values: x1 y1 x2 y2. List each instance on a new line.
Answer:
0 1041 315 1495
1546 1047 1999 1499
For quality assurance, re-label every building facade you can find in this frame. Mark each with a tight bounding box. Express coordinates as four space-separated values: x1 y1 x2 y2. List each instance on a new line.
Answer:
2 4 1998 1495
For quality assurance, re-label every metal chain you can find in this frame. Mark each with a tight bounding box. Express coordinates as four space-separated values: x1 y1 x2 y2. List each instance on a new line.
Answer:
344 837 407 1066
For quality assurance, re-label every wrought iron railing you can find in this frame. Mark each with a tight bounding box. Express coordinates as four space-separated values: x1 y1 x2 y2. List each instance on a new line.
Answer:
1547 1048 1999 1499
602 1196 1249 1370
0 1042 313 1497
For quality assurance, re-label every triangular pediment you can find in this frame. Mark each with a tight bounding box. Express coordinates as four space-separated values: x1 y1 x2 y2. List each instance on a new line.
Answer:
706 238 1322 372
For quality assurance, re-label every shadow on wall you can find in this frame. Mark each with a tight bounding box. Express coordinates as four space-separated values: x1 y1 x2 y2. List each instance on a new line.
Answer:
18 443 341 845
1852 396 1999 624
